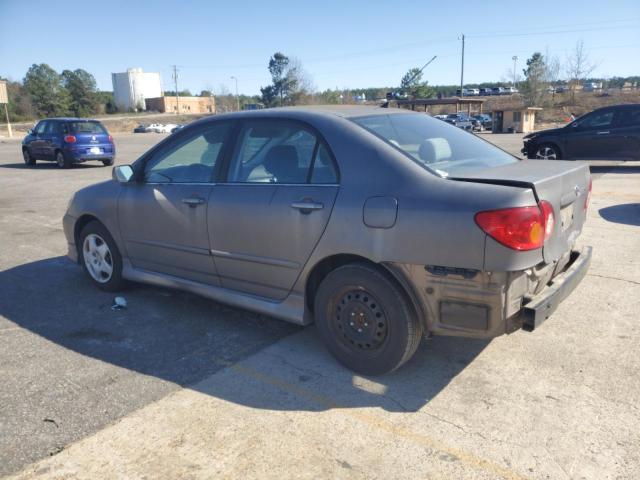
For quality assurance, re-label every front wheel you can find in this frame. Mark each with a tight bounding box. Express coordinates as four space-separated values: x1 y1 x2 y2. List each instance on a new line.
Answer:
533 143 561 160
79 221 125 292
23 148 36 166
314 263 423 375
102 158 114 166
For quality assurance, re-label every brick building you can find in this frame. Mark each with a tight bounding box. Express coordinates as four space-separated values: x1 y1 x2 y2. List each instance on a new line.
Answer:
145 96 216 114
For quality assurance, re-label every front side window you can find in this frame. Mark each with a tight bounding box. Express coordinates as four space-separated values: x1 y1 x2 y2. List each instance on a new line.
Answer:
352 113 517 176
617 107 640 127
143 123 231 184
578 110 614 129
226 120 338 184
34 121 47 135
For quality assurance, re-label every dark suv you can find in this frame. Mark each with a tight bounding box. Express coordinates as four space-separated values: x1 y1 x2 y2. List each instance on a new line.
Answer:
22 118 115 168
522 104 640 160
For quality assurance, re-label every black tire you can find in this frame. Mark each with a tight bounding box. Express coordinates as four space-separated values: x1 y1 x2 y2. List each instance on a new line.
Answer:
531 142 562 160
314 263 423 375
102 158 114 166
79 220 125 292
22 148 36 166
56 150 72 169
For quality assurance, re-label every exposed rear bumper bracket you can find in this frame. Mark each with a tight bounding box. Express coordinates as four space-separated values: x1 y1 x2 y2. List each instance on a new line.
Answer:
521 246 592 332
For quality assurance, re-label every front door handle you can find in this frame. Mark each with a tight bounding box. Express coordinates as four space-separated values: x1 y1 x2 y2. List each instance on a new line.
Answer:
182 197 205 207
291 201 324 213
597 130 610 135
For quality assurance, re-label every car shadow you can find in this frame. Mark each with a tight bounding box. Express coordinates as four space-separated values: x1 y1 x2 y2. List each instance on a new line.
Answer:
0 257 489 413
598 204 640 226
0 163 103 170
589 164 640 175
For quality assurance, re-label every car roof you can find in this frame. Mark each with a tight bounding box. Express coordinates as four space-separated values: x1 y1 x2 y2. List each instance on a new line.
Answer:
43 117 102 122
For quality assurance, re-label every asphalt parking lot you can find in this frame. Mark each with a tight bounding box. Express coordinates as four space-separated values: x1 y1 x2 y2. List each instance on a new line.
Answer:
1 131 639 479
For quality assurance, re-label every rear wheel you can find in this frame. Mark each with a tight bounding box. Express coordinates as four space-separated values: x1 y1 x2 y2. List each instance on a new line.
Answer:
534 143 561 160
56 151 72 169
102 158 114 166
79 221 125 292
314 263 423 375
22 148 36 166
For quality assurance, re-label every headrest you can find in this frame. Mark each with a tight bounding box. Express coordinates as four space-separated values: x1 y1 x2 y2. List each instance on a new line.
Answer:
418 138 452 164
263 145 300 182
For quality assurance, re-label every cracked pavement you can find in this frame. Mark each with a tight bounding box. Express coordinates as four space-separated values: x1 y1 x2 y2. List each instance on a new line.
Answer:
1 134 639 479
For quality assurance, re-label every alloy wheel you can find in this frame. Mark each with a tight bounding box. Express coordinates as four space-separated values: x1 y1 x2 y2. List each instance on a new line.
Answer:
536 146 557 160
83 234 113 283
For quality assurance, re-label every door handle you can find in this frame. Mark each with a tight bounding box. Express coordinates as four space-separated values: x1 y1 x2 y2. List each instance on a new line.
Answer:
182 197 205 207
597 131 610 135
291 201 324 213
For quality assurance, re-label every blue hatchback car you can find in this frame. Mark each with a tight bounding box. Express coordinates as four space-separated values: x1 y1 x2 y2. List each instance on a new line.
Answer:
22 118 115 168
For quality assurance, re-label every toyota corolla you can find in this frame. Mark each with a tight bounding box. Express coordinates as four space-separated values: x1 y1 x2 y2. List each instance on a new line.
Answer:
63 107 592 375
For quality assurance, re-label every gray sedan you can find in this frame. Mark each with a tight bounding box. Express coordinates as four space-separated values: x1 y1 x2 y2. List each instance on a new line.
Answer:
63 106 592 375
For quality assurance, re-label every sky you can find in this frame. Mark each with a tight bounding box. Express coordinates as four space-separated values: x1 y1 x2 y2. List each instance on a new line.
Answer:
1 0 639 96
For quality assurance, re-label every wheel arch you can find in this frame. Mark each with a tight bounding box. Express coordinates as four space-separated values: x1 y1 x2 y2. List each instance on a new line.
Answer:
537 140 563 159
304 254 426 330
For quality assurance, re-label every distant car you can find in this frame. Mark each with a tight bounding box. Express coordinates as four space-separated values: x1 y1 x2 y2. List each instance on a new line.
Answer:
522 104 640 160
433 114 448 121
445 113 474 131
503 87 519 95
133 124 149 133
491 87 506 96
63 107 592 375
171 124 185 134
146 123 167 133
479 88 493 96
472 114 493 130
22 118 115 168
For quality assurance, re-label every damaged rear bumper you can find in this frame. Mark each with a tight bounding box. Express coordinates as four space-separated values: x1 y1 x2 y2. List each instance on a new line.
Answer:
519 246 592 331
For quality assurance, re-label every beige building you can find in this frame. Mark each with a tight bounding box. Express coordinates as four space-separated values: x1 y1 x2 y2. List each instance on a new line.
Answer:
492 107 542 134
145 96 216 114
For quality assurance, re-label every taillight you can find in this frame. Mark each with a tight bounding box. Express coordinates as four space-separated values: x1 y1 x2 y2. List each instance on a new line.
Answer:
475 201 555 251
64 135 76 143
584 178 592 210
108 135 113 143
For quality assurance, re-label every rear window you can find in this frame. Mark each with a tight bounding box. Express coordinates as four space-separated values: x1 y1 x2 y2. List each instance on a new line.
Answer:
67 121 107 134
351 113 517 177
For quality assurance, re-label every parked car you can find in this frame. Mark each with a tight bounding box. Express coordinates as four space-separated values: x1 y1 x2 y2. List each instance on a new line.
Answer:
455 88 479 96
146 123 166 133
522 104 640 160
64 107 592 375
491 87 506 96
433 114 448 121
133 124 149 133
170 124 185 134
22 118 115 168
445 113 474 131
479 88 493 96
472 114 493 130
503 87 519 95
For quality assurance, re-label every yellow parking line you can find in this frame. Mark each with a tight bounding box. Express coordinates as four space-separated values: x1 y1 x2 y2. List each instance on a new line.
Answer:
225 361 527 480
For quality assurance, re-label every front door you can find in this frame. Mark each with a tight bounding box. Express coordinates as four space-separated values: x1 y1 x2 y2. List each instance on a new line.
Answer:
118 121 233 285
30 121 48 157
565 108 617 159
208 119 339 300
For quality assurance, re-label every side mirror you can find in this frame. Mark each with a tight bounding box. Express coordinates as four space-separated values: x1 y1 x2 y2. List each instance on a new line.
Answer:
27 129 34 135
113 165 134 183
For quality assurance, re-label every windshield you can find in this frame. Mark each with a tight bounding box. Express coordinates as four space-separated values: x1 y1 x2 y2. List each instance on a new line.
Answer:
68 121 107 134
351 113 517 176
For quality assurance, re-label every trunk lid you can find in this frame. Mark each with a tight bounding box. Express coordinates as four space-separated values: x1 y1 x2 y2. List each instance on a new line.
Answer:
452 160 590 263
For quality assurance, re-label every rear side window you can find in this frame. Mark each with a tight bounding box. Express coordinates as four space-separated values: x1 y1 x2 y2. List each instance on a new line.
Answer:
352 113 517 176
68 121 107 134
226 120 338 184
617 107 640 127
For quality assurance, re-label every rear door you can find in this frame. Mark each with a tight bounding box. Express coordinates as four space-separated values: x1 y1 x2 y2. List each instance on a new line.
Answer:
612 106 640 160
208 119 339 300
118 121 233 285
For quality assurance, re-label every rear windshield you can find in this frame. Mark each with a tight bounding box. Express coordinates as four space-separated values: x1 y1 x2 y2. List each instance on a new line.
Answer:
67 121 107 134
351 113 517 176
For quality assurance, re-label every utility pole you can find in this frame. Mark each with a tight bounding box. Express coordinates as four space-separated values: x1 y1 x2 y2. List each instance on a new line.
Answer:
512 55 518 87
230 76 239 111
459 34 465 97
172 65 179 114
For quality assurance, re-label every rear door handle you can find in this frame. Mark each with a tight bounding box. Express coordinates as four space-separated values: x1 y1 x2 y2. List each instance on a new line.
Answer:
182 197 205 207
597 131 610 135
291 201 324 213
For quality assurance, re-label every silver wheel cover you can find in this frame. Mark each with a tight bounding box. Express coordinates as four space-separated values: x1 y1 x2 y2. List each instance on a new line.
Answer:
83 234 113 283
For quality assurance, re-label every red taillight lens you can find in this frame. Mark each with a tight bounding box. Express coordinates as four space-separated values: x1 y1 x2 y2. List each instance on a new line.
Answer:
584 178 592 210
64 135 76 143
475 202 554 251
108 135 113 143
